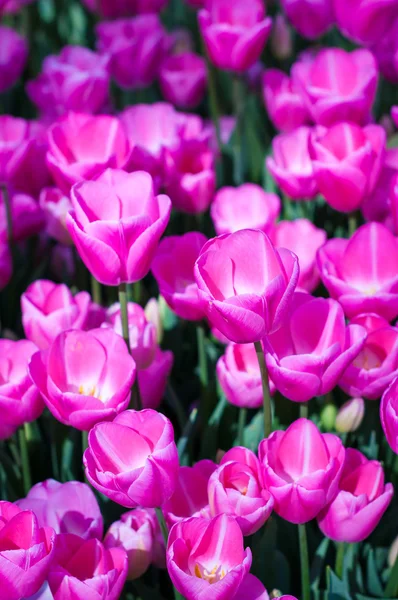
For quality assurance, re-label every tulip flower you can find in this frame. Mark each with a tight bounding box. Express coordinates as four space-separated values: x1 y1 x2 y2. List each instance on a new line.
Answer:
29 328 136 431
84 409 179 508
46 112 131 193
163 460 217 526
39 188 73 245
82 0 168 17
262 69 311 133
9 120 51 198
67 169 171 286
371 20 398 83
151 232 208 321
138 348 174 409
309 122 386 213
0 116 36 185
281 0 334 39
211 184 280 236
0 241 11 290
0 339 44 439
48 533 127 600
194 229 299 343
259 418 345 523
233 575 270 600
266 126 318 199
264 293 366 402
292 48 378 126
381 376 398 454
0 25 27 93
0 501 55 600
318 448 394 542
335 397 365 433
334 0 397 45
198 0 272 73
317 222 398 320
0 190 44 243
159 52 207 110
17 479 103 540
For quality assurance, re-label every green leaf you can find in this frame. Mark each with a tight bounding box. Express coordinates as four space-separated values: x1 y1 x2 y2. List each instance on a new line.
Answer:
366 548 384 597
311 537 330 592
234 411 264 452
326 566 352 600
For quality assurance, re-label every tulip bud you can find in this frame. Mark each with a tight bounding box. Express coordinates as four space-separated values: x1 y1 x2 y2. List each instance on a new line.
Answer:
145 298 163 344
270 15 293 60
335 398 365 433
389 535 398 568
321 403 338 431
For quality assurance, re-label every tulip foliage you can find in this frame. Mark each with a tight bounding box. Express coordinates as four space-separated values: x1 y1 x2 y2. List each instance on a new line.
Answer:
1 1 398 600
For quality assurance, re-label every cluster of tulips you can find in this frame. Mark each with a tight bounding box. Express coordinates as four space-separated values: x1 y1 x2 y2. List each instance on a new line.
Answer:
1 0 398 599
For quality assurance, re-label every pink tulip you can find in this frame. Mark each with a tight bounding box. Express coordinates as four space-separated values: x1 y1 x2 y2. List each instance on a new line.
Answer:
67 169 171 286
164 138 216 214
17 479 103 540
371 19 398 83
39 188 73 245
281 0 334 39
211 184 280 236
335 397 365 433
28 583 54 600
292 48 378 126
0 501 55 600
317 222 398 320
363 151 397 230
82 0 168 17
309 122 386 213
104 508 163 580
159 52 207 109
209 447 274 535
10 121 52 198
381 376 398 453
195 229 299 343
0 190 44 243
167 514 252 600
264 292 366 403
163 460 217 526
96 15 169 89
21 279 98 350
103 302 157 370
233 575 269 600
0 116 35 185
138 347 174 409
0 339 44 439
266 126 318 199
0 241 11 290
29 328 136 431
259 418 345 523
46 112 131 193
27 46 110 120
48 533 127 600
270 219 326 292
318 448 394 542
262 69 311 133
152 232 207 321
334 0 397 45
84 409 179 508
0 26 28 93
198 0 272 73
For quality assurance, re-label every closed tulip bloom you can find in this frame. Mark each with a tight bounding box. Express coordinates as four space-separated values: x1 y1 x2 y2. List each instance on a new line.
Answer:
371 19 398 83
292 48 378 126
29 328 136 431
198 0 272 73
262 69 311 133
264 293 366 403
381 376 398 453
0 26 27 93
0 241 11 290
152 232 207 321
163 460 217 526
167 514 252 600
335 397 365 433
96 15 169 89
48 533 127 600
334 0 397 45
0 116 35 185
159 52 207 109
310 122 386 213
0 501 55 600
0 190 44 243
27 46 110 120
281 0 334 39
317 222 398 320
195 229 299 343
10 120 52 198
209 447 274 535
39 188 73 245
17 479 103 540
84 409 179 508
211 184 280 236
67 169 171 286
270 219 327 293
266 126 318 199
317 448 394 542
46 112 131 193
138 348 174 409
0 339 44 439
259 418 346 523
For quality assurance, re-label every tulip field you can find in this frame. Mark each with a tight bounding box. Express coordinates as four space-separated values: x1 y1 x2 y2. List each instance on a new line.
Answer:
1 0 398 599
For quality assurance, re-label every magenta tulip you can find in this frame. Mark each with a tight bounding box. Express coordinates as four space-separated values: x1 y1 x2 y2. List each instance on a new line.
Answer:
138 348 174 409
259 418 345 523
317 222 398 320
318 448 394 542
29 328 136 431
0 116 35 185
195 229 299 343
381 376 398 454
17 479 103 540
198 0 272 73
334 0 397 45
159 52 207 109
0 190 44 243
39 188 73 245
0 241 11 290
262 69 311 132
211 184 280 236
281 0 334 39
84 409 179 508
371 20 398 83
0 26 27 93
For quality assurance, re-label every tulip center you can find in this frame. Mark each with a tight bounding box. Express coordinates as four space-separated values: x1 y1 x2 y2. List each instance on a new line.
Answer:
78 384 101 400
194 563 226 584
353 344 384 371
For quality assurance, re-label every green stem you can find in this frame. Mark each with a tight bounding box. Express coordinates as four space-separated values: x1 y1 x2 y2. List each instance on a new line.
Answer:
335 542 345 580
118 283 142 411
91 275 102 305
254 341 272 438
348 213 357 237
300 403 309 419
196 324 208 388
237 408 247 447
82 430 89 454
19 424 32 495
50 420 60 481
205 57 222 155
385 551 398 597
233 75 245 185
298 523 311 600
